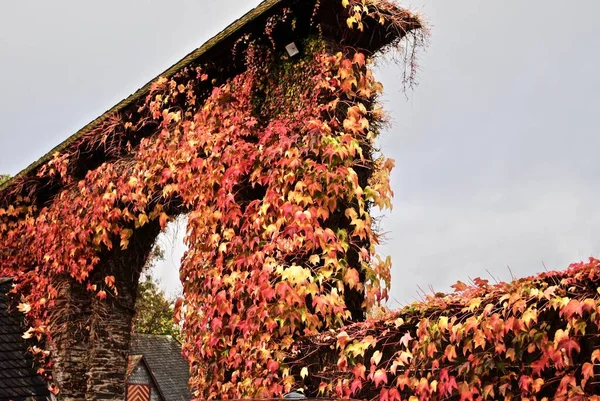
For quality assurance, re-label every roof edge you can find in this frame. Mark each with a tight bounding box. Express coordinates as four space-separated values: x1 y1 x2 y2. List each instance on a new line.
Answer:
0 0 423 198
0 0 282 194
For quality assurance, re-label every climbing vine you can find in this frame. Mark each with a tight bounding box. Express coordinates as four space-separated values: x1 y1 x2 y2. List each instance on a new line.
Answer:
293 258 600 400
5 1 598 400
175 43 395 399
0 0 424 398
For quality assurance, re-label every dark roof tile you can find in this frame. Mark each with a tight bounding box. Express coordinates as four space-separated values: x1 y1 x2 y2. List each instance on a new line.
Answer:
0 279 50 401
2 278 191 400
130 334 191 401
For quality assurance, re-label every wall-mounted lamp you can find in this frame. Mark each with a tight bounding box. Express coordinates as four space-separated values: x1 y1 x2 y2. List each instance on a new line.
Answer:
284 391 306 399
285 42 300 57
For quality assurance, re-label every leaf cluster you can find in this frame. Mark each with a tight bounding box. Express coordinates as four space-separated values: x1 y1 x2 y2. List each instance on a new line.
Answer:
0 1 422 398
292 258 600 401
0 26 389 401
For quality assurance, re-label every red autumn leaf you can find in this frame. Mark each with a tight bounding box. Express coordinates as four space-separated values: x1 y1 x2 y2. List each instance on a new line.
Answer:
592 349 600 363
353 52 366 67
159 212 169 229
344 268 360 289
451 280 468 292
557 338 581 357
473 277 489 287
372 369 388 387
518 375 533 392
104 275 115 287
582 362 594 384
351 379 362 394
560 299 583 318
445 345 457 362
388 388 400 401
458 381 476 401
352 364 366 380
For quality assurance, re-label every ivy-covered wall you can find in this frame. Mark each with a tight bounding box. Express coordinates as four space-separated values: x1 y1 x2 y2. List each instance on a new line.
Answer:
292 258 600 401
0 1 423 400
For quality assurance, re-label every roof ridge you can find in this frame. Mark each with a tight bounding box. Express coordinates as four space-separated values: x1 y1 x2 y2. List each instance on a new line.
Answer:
0 0 282 194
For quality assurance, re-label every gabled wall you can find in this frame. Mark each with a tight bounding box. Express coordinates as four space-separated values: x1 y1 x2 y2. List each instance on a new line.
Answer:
127 360 162 401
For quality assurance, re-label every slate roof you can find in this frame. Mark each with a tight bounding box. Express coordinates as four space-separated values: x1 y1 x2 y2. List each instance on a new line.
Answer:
130 334 191 401
0 278 50 401
126 354 145 379
0 284 189 401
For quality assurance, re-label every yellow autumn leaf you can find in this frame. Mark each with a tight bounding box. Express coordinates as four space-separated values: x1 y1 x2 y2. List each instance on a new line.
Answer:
467 297 481 311
282 265 311 285
438 315 449 331
347 16 356 28
128 176 138 188
120 228 133 249
371 350 382 365
522 307 538 327
137 213 149 227
309 254 320 265
22 327 34 339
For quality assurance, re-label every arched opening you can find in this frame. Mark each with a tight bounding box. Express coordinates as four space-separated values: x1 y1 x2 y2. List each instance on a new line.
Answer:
0 2 423 399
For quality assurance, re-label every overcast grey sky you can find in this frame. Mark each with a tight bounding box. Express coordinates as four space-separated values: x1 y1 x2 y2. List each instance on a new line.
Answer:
2 1 599 304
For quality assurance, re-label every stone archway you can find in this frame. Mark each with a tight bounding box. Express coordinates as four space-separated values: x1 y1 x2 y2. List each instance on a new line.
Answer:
0 1 423 400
